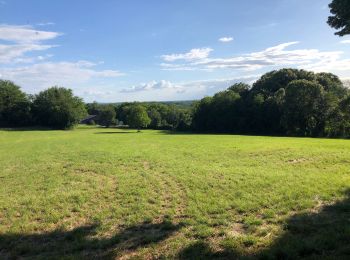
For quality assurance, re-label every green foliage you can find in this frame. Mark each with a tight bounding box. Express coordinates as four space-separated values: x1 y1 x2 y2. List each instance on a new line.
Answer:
228 82 250 97
192 69 350 137
97 105 116 127
283 80 327 136
86 101 101 115
148 107 162 128
328 0 350 36
251 68 316 97
127 105 151 129
115 102 192 131
325 95 350 137
32 87 87 129
0 80 31 127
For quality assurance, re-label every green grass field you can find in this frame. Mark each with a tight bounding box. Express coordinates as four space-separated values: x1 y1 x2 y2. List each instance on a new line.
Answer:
1 126 349 259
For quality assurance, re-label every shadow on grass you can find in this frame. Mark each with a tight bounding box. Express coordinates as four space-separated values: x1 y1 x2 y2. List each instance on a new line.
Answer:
178 189 350 259
158 130 350 140
0 220 183 259
94 131 135 134
0 126 54 131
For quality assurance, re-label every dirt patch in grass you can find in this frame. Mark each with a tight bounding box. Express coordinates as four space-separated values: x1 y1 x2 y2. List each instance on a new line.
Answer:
227 222 246 237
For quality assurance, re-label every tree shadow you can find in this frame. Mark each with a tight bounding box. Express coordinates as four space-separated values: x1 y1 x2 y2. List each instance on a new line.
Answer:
94 131 135 134
158 130 350 140
178 189 350 259
0 126 54 131
0 220 183 259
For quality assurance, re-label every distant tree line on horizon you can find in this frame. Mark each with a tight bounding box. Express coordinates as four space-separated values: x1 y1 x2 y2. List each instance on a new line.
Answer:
1 68 350 137
86 101 192 131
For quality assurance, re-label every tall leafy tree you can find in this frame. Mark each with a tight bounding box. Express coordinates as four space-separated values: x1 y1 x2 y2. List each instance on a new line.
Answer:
127 105 151 131
32 87 87 129
328 0 350 36
148 107 162 129
251 69 315 98
0 80 31 127
97 105 116 127
86 101 101 115
282 80 327 137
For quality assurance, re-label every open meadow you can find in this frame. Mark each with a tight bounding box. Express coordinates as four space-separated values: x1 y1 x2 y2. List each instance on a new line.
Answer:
0 126 350 259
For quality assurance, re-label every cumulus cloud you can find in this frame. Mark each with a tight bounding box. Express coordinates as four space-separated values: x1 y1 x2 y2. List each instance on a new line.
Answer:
219 37 233 43
161 47 213 62
121 80 183 93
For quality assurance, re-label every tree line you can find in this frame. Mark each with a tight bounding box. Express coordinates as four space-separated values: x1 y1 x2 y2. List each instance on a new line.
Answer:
0 80 191 130
86 101 192 131
1 68 350 137
0 82 86 129
192 69 350 137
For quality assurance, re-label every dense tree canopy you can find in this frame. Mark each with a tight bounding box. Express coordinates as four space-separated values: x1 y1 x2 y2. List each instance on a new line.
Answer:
283 80 327 136
115 102 192 131
192 69 350 137
127 105 151 130
328 0 350 36
32 87 87 129
97 105 116 127
0 80 31 127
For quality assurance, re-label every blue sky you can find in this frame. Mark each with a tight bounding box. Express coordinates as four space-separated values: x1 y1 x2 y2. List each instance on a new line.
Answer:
0 0 349 102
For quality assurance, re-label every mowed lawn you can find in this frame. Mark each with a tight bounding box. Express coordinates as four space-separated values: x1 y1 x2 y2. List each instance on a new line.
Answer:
0 126 349 259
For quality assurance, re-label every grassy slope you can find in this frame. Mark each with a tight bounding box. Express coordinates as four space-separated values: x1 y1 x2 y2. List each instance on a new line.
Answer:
0 126 349 259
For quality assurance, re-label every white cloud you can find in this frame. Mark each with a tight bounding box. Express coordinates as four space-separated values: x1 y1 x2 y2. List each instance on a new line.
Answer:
120 76 258 97
340 40 350 44
0 44 54 63
0 24 125 99
0 61 124 92
36 22 55 26
80 88 114 101
121 80 183 93
0 24 61 64
161 47 213 62
219 37 233 43
161 42 345 73
301 58 350 73
0 24 61 43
